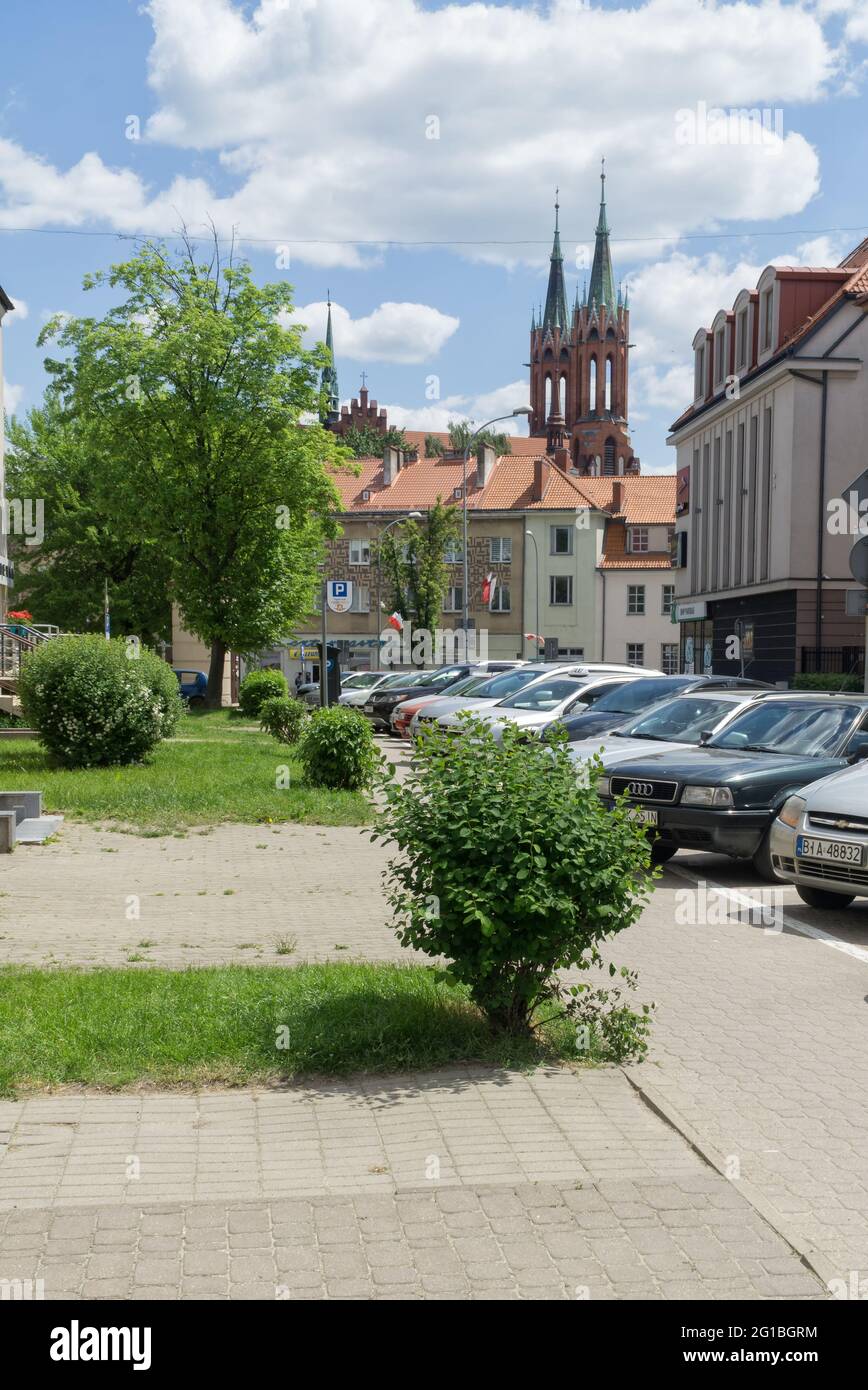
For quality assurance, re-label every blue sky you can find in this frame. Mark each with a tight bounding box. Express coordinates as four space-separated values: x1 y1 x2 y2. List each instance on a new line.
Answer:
1 0 866 472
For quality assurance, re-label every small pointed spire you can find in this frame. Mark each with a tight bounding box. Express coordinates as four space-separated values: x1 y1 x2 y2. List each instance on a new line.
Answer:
320 290 340 423
588 158 616 315
541 188 569 334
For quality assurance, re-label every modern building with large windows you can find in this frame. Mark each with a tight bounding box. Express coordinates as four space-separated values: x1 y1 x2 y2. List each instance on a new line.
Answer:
670 238 868 686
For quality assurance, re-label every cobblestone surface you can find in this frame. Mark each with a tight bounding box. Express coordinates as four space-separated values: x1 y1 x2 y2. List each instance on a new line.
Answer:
0 1180 822 1301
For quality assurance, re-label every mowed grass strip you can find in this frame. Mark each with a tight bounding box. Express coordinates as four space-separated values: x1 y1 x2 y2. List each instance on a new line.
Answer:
0 963 577 1095
0 711 369 832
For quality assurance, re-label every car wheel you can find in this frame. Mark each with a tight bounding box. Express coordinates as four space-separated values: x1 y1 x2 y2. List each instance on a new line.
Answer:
650 842 677 864
751 829 780 882
796 885 855 911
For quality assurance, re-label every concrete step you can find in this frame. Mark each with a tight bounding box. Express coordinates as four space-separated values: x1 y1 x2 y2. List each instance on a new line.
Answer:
15 814 64 844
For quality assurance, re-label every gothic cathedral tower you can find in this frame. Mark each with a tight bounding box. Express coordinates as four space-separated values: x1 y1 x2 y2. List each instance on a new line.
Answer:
529 165 639 475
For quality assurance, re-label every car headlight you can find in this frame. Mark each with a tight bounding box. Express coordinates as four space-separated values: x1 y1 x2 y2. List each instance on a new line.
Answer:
682 785 734 807
778 794 806 828
597 775 611 796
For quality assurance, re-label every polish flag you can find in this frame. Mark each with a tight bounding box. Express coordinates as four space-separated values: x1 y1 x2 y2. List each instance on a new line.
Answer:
524 632 545 648
387 612 404 631
482 573 497 606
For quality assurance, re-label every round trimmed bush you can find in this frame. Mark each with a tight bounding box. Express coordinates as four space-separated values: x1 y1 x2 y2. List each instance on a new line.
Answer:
259 695 306 745
297 705 380 790
19 635 183 767
238 667 288 717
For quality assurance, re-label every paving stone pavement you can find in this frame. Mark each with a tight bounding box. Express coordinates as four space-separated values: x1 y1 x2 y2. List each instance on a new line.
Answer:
0 1071 823 1301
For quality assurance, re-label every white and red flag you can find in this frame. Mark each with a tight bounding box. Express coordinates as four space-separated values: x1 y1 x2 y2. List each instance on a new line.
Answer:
387 612 404 631
481 573 497 606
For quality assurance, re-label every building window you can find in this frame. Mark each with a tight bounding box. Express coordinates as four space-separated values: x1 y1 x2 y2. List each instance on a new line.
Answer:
489 536 512 563
661 643 679 675
761 286 774 352
626 644 645 667
558 647 585 657
442 540 464 564
714 327 726 385
662 584 675 616
736 308 748 369
627 526 649 553
550 525 573 555
627 585 645 615
490 584 511 613
349 539 370 566
694 343 706 399
549 575 573 606
442 586 464 613
349 586 370 613
453 486 463 500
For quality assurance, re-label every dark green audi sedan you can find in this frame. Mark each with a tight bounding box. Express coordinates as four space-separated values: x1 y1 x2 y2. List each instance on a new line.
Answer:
596 692 868 879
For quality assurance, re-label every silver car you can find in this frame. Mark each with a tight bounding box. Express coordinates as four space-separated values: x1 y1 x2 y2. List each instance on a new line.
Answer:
771 756 868 909
569 689 770 771
452 665 664 741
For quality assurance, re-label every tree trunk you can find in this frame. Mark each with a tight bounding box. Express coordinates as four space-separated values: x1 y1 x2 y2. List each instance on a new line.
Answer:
206 639 227 709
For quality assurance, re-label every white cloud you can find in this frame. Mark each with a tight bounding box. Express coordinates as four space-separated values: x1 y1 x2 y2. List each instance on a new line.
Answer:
3 378 24 414
383 379 531 434
288 300 459 363
0 0 857 267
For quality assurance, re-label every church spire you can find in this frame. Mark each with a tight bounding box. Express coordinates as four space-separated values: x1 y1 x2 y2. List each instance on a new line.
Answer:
320 291 340 423
588 159 617 315
542 189 569 334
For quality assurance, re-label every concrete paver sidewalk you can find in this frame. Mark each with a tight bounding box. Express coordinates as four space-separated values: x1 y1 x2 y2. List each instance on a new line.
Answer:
0 1071 822 1301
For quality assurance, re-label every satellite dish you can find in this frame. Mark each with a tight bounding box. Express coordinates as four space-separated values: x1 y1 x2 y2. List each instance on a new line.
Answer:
849 534 868 585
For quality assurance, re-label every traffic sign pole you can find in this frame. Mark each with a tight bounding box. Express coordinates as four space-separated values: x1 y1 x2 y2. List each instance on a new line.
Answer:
320 577 329 709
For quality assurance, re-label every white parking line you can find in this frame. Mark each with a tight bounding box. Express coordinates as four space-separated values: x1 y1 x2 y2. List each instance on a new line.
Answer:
666 862 868 966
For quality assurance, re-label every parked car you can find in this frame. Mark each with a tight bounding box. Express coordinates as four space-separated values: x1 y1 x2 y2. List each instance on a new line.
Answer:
558 674 773 743
771 759 868 909
340 671 390 692
459 663 664 741
363 661 521 733
409 664 556 737
173 669 208 707
391 668 507 738
337 671 394 706
595 692 868 879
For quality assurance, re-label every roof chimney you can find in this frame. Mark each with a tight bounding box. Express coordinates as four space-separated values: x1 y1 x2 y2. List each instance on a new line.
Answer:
383 445 402 486
612 478 626 512
553 447 569 472
532 456 549 503
476 442 496 488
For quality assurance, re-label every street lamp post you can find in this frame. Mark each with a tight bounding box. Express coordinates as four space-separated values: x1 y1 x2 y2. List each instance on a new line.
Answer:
525 529 540 661
461 408 532 638
375 512 422 666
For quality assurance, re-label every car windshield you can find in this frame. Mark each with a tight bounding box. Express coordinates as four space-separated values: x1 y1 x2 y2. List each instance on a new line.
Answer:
475 668 544 699
343 672 382 689
614 696 742 743
443 674 489 697
378 672 423 690
426 667 468 689
498 678 585 711
709 701 863 756
589 676 694 715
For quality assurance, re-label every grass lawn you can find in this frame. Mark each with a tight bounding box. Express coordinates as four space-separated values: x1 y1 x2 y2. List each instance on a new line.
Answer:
0 963 580 1095
0 710 370 833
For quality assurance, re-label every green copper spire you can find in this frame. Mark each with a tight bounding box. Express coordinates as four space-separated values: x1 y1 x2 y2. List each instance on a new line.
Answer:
588 160 617 315
320 291 340 422
542 189 569 334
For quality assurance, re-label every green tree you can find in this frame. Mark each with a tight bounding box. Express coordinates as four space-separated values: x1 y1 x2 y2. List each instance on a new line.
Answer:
6 401 172 645
343 424 408 458
424 433 445 457
446 420 512 455
376 501 461 660
39 233 347 705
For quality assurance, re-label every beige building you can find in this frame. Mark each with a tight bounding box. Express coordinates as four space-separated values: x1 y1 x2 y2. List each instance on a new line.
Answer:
670 239 868 685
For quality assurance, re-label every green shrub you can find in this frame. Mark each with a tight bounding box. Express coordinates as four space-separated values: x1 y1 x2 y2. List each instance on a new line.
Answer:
298 705 381 790
792 672 862 692
238 667 288 717
372 714 656 1041
19 635 183 767
259 695 306 745
0 711 22 729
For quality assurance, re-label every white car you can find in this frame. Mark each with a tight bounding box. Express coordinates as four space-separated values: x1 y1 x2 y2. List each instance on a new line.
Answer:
568 688 769 771
770 757 868 909
339 671 421 707
447 664 664 740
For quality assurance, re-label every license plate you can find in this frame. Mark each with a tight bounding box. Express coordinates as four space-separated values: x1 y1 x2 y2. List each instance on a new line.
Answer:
796 835 865 865
627 808 658 826
364 703 374 714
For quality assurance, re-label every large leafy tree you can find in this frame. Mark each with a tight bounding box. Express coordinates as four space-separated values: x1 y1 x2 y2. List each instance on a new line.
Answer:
39 233 347 703
343 423 408 458
7 401 172 645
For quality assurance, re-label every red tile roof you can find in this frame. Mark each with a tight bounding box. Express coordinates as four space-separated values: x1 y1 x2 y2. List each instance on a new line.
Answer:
400 430 547 457
329 454 676 522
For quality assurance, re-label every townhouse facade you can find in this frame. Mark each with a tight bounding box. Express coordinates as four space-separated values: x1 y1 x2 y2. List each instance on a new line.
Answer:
670 239 868 686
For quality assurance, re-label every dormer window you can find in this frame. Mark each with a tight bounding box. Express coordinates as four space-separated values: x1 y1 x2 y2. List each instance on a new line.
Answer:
361 489 371 502
760 285 774 353
453 486 463 500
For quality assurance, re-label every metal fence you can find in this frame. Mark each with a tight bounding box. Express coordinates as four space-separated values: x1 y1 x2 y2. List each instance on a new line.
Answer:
800 646 865 677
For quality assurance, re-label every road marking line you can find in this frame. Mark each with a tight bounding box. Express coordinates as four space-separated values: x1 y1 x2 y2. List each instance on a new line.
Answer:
665 862 868 966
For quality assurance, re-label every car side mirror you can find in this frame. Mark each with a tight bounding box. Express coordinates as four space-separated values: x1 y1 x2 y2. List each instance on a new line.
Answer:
698 730 713 746
847 734 868 762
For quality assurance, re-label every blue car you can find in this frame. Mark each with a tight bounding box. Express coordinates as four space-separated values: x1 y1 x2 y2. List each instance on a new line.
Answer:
173 668 208 707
